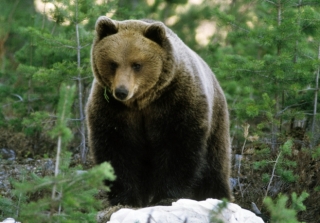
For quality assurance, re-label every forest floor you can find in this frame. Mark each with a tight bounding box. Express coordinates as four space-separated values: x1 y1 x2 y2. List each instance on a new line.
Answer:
0 129 320 222
231 142 320 223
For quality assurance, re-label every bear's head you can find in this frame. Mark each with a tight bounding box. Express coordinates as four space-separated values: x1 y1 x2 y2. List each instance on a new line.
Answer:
91 16 175 106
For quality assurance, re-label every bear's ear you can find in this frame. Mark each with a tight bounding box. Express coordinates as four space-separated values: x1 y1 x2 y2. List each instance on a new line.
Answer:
144 22 166 46
95 16 118 40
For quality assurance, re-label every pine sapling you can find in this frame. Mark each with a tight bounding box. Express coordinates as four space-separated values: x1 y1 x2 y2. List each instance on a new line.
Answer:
8 84 115 223
264 192 309 223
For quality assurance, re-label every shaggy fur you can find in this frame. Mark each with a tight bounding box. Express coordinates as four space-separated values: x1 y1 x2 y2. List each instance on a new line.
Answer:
86 16 232 207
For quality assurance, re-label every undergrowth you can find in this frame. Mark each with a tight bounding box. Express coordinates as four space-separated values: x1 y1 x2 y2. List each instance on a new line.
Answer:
0 84 115 223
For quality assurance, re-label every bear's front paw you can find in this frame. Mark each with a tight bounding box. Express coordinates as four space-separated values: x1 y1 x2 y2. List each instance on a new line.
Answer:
152 198 178 206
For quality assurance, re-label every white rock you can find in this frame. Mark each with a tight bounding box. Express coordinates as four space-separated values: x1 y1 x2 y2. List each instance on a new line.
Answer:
107 199 264 223
0 218 21 223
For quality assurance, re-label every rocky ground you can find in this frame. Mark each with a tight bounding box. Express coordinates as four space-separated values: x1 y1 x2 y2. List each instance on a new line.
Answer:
0 149 55 197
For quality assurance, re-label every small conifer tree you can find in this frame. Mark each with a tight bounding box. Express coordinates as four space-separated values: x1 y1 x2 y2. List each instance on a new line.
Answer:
264 192 309 223
1 84 115 223
254 140 298 198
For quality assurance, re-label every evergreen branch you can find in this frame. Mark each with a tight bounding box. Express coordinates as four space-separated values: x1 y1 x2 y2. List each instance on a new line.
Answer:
229 22 250 33
264 151 282 199
11 94 23 101
266 161 280 164
56 45 77 49
302 54 315 60
70 76 91 81
33 31 77 49
80 43 91 49
48 115 85 122
34 31 90 50
311 43 320 147
262 0 277 5
298 88 318 91
293 1 320 7
52 137 62 200
237 124 250 198
16 175 24 217
26 178 74 191
2 98 41 108
235 69 268 73
275 102 308 117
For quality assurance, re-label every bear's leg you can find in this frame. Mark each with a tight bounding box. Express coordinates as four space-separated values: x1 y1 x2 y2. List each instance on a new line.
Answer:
192 133 232 201
149 144 206 205
147 101 232 203
107 174 150 206
94 135 151 207
192 162 232 201
87 111 150 206
146 115 208 204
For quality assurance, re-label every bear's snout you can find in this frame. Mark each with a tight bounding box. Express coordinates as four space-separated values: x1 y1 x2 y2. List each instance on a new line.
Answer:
114 85 129 101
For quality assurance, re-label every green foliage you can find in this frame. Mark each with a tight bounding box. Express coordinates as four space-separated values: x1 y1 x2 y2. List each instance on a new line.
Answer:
13 160 115 223
265 195 297 223
291 192 309 212
22 111 50 136
276 140 297 183
264 192 309 223
49 84 75 141
254 140 298 184
0 83 115 222
253 158 269 170
262 173 271 184
312 147 320 159
0 196 16 217
209 0 320 144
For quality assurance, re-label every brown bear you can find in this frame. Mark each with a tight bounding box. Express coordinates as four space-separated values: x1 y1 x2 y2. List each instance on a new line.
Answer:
86 16 232 207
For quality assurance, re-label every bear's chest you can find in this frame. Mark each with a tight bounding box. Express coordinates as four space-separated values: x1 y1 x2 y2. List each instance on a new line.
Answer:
123 106 163 137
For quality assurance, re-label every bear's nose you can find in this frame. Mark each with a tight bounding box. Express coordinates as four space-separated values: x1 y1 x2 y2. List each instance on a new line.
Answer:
114 86 129 100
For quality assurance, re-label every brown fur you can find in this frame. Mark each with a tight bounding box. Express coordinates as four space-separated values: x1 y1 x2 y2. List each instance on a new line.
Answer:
86 16 232 207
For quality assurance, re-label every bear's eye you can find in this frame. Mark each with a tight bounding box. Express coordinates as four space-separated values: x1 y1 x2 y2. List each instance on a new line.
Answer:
132 63 142 72
109 62 118 71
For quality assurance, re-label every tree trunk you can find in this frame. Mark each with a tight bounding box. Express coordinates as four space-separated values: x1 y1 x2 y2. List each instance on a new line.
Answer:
271 0 282 151
75 1 87 163
311 43 320 147
1 0 35 71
